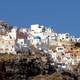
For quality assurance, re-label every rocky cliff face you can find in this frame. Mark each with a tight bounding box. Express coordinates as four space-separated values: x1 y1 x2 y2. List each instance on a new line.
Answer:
0 52 79 80
0 59 79 80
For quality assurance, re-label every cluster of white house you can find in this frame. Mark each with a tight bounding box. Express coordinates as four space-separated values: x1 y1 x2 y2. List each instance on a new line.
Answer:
0 24 80 54
0 23 80 67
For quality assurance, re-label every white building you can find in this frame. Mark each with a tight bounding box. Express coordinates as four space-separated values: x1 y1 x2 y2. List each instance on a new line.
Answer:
58 33 71 41
31 24 45 33
8 28 17 40
0 28 17 54
32 36 41 48
76 38 80 43
19 28 27 33
70 36 77 42
1 28 17 40
0 38 16 54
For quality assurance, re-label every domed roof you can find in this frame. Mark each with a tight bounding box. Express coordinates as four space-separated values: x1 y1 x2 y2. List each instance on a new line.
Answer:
34 36 41 40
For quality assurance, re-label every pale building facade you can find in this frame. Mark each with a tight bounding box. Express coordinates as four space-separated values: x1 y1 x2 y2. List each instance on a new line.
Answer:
31 24 44 33
58 33 71 41
0 39 16 54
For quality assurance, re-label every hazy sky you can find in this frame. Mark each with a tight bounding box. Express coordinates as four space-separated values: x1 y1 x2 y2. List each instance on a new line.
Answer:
0 0 80 36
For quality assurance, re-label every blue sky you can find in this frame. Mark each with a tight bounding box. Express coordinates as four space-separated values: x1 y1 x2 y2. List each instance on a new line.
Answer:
0 0 80 36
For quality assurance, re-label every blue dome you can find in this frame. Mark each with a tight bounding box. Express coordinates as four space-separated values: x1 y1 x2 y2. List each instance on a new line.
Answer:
34 36 41 40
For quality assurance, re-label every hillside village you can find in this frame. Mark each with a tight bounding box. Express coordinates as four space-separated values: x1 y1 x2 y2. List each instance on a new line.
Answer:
0 21 80 64
0 21 80 80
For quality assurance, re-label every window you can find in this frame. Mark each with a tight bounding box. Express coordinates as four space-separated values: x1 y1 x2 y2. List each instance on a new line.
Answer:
58 48 63 50
39 26 41 28
12 46 14 48
21 42 23 44
66 37 68 39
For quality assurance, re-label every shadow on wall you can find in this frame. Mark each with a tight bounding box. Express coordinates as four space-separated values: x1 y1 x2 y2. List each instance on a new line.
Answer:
75 43 80 47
